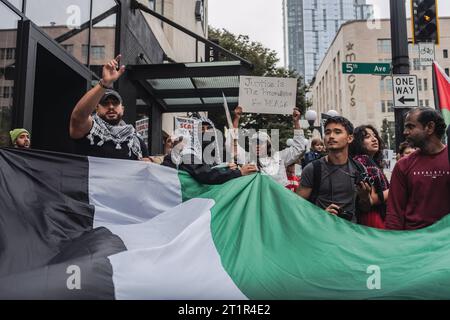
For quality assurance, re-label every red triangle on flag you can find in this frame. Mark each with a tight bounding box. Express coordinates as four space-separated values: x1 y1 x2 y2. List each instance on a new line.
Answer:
433 62 450 126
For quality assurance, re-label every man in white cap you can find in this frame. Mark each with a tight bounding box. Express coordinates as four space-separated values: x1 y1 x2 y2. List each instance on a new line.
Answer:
232 106 308 186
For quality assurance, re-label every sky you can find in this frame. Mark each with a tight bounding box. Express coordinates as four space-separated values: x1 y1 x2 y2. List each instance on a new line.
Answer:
208 0 450 67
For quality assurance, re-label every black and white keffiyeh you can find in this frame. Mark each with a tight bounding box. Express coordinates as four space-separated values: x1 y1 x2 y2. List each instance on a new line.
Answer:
87 114 143 159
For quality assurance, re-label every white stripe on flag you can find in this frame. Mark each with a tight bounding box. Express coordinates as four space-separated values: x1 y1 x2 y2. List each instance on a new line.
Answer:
107 198 248 300
88 157 182 228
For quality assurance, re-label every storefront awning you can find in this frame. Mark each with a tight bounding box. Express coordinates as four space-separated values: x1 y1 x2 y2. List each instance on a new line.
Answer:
128 61 252 112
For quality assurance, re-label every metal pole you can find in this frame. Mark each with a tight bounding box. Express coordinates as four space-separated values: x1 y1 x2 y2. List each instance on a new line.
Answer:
390 0 411 152
131 0 254 69
196 39 199 63
87 0 93 67
22 0 27 14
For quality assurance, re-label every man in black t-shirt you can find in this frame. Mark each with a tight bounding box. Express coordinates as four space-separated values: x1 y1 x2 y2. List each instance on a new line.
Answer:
297 116 372 221
70 55 149 161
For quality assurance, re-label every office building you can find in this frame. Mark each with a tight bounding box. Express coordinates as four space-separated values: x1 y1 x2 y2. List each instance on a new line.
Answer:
283 0 373 83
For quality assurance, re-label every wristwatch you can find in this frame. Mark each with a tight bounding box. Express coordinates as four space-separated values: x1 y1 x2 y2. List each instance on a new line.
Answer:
98 79 113 90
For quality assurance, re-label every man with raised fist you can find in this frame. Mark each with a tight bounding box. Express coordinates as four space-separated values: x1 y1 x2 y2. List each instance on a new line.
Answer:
70 55 149 161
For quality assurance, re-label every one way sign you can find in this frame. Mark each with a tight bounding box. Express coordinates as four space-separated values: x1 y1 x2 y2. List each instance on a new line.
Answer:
392 75 419 108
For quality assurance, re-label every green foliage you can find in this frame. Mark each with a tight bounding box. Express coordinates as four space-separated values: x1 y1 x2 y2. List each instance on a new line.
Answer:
0 107 12 147
208 27 311 149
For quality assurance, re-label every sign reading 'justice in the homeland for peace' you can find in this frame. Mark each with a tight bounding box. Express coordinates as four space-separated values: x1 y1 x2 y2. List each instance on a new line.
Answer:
238 76 297 115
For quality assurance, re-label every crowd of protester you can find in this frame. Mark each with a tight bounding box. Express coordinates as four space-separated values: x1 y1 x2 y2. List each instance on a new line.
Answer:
7 55 450 231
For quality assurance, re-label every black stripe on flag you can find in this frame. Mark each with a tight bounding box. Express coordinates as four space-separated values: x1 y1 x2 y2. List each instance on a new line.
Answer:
0 148 126 299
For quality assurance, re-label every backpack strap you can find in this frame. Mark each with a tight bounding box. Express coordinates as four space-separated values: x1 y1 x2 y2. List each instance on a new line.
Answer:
308 159 322 204
349 157 366 176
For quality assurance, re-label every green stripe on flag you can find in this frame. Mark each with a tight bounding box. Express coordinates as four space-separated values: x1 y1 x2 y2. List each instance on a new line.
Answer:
179 172 450 299
442 108 450 127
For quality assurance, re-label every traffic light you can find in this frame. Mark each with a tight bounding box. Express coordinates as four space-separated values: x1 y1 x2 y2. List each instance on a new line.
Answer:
411 0 439 44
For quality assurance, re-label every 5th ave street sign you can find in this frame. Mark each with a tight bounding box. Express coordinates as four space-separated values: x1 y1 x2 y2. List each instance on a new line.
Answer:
342 62 392 75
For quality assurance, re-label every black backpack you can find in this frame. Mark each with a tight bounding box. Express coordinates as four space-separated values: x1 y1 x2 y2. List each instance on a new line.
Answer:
301 151 321 169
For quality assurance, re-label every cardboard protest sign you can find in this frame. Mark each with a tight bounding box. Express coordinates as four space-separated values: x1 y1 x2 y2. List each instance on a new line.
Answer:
135 117 149 145
174 116 202 157
238 76 297 115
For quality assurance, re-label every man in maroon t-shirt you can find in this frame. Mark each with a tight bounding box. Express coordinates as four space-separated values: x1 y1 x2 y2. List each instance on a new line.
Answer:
447 125 450 164
386 108 450 230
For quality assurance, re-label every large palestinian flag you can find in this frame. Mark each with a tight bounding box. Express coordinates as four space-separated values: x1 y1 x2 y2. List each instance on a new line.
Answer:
1 147 450 300
433 61 450 126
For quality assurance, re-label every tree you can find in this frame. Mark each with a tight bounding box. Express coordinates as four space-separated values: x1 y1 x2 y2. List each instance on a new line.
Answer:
0 107 12 147
207 27 310 149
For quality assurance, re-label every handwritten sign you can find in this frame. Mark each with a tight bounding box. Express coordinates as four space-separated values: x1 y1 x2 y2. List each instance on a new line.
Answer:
238 76 297 115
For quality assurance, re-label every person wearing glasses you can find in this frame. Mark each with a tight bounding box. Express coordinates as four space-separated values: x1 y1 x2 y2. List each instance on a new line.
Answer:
70 55 149 161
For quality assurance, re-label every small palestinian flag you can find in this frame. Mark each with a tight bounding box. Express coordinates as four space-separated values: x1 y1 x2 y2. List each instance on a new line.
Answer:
433 61 450 126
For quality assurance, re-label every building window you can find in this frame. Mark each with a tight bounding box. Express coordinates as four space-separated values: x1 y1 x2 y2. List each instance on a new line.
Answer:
6 48 14 60
444 49 448 59
418 78 422 91
381 101 386 113
91 46 105 60
82 45 105 60
3 87 11 99
413 58 420 71
0 5 19 147
419 100 423 107
0 48 15 60
423 78 428 91
377 39 391 54
155 0 164 15
62 44 74 55
425 99 430 107
387 101 393 113
445 68 450 76
408 43 419 54
386 78 393 92
148 0 155 10
82 45 88 58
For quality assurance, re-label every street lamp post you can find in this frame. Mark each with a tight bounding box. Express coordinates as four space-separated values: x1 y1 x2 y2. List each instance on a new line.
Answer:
390 0 410 152
305 110 323 138
305 109 340 138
